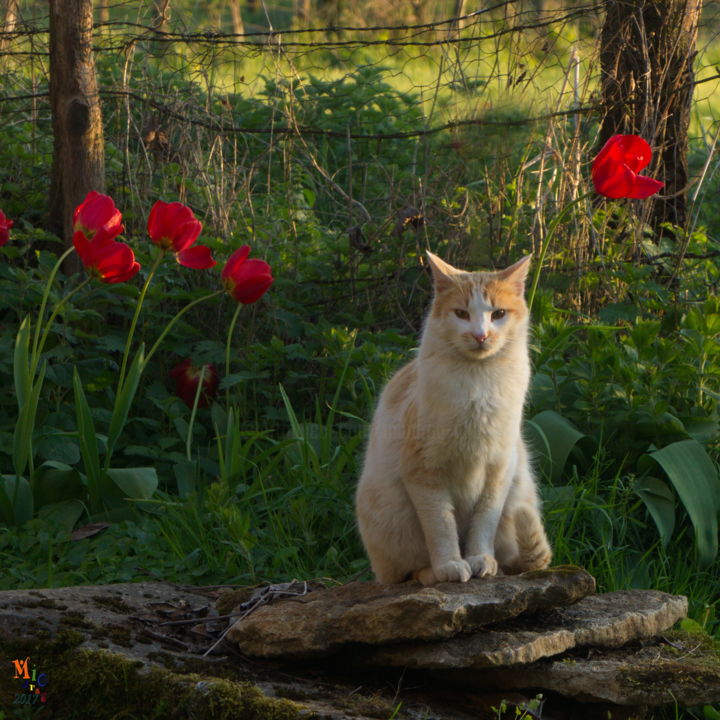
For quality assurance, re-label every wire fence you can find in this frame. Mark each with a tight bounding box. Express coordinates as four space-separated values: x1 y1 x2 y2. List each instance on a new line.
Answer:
2 0 720 305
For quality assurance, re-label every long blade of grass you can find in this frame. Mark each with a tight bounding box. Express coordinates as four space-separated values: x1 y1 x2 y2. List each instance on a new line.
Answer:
13 359 46 478
13 315 31 410
73 366 102 510
279 383 318 469
321 329 357 461
106 343 145 468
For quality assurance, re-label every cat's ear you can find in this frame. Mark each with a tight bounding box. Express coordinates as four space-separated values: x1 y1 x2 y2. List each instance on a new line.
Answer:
498 254 532 295
426 251 462 291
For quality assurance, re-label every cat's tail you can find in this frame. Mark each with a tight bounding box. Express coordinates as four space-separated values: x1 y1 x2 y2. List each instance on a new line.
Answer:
507 503 552 573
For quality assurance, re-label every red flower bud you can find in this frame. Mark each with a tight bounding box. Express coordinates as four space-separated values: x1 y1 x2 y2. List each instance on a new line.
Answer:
72 191 124 241
170 359 219 408
147 200 216 269
0 210 14 246
592 135 664 199
221 245 273 304
73 230 141 284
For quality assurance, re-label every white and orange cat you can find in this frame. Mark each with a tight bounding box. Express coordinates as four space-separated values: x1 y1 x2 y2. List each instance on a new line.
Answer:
356 251 551 585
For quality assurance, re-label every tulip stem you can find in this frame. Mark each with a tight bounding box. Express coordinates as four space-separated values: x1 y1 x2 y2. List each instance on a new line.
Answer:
527 191 593 313
186 365 206 462
117 251 165 394
31 246 76 374
144 289 224 369
225 302 243 406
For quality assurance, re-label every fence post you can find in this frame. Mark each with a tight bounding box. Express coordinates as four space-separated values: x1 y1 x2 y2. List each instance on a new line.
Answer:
599 0 702 233
48 0 105 273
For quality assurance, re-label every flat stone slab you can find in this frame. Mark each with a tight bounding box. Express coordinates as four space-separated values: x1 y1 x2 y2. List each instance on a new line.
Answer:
227 566 595 658
472 633 720 706
363 590 688 669
0 581 473 719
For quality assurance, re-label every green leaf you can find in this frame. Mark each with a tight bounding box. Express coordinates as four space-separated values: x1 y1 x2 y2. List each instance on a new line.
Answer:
37 499 85 533
73 367 102 507
642 439 720 566
13 315 31 410
13 359 46 478
634 476 676 547
106 344 145 465
0 475 33 526
106 467 158 500
173 460 198 499
527 410 587 483
31 461 85 507
35 431 81 465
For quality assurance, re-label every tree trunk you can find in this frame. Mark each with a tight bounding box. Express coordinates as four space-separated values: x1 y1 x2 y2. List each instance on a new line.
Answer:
48 0 105 274
599 0 702 232
0 0 20 55
230 0 245 34
294 0 311 25
451 0 466 35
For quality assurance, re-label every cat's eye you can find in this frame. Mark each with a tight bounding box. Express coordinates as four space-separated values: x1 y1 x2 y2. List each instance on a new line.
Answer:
491 309 506 321
454 309 470 320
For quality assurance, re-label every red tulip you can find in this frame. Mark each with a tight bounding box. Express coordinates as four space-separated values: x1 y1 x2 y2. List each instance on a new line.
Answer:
0 210 13 246
147 200 215 269
73 230 140 284
170 359 219 408
592 135 664 199
221 245 273 304
73 191 124 241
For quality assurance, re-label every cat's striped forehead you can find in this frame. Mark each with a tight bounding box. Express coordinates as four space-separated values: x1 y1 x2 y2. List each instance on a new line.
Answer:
432 271 526 314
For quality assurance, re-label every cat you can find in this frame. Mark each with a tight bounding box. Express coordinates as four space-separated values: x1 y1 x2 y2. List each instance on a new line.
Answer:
355 251 551 585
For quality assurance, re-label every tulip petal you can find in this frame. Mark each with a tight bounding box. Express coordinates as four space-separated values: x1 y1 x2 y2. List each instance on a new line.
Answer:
222 245 251 281
177 244 216 269
592 134 662 200
76 232 140 283
148 200 202 252
147 200 168 241
594 163 637 199
592 135 624 173
171 219 203 252
170 359 219 408
73 191 123 240
103 260 141 284
617 135 653 173
0 218 10 246
629 175 665 199
72 230 91 262
229 258 274 304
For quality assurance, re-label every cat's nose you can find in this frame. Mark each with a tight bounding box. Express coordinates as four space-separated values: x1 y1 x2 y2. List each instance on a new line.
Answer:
473 332 488 345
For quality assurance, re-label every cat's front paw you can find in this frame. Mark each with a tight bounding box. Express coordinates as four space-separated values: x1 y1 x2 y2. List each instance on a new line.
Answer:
423 559 472 585
466 554 499 578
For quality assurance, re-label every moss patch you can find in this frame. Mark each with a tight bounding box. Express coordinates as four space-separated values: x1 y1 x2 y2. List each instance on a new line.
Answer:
92 594 134 615
0 631 306 720
617 630 720 695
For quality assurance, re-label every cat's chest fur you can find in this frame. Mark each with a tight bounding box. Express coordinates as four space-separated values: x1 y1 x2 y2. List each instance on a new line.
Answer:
415 353 528 471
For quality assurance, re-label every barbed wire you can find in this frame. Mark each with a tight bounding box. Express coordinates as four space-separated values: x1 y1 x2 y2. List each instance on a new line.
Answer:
1 0 719 287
